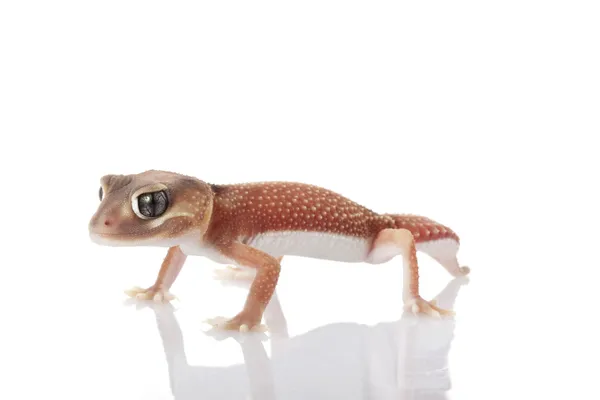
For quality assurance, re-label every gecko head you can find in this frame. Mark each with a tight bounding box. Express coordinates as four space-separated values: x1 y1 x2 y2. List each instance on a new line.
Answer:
88 170 214 247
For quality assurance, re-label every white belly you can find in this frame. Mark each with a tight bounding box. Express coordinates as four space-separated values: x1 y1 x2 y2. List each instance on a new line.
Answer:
179 230 372 264
244 231 371 262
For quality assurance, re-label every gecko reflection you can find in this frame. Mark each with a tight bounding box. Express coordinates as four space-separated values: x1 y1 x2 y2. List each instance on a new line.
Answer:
135 276 468 400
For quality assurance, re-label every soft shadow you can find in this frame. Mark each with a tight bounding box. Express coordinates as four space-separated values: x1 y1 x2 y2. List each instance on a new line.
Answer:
131 277 469 400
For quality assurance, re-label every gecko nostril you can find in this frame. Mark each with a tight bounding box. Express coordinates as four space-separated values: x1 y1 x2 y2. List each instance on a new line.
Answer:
104 218 112 227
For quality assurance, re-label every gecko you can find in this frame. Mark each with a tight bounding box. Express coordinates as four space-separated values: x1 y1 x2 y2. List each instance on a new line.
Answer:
88 170 470 332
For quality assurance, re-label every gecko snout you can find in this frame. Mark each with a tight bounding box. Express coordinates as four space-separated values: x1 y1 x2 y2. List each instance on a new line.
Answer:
88 211 122 236
96 215 122 233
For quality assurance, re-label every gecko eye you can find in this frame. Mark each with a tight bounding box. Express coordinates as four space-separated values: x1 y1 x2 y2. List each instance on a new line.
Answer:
99 187 103 201
132 190 169 219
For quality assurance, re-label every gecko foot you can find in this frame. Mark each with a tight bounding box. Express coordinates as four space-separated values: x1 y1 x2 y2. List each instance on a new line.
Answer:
405 296 454 318
213 265 256 281
124 285 177 303
204 310 267 333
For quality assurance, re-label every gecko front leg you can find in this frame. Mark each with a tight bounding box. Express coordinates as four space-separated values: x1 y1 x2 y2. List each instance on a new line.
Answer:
125 245 187 303
207 242 281 332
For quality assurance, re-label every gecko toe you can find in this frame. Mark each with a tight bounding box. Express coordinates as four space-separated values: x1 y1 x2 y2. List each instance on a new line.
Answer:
406 296 454 318
124 286 144 297
204 316 228 328
126 285 176 303
205 314 267 332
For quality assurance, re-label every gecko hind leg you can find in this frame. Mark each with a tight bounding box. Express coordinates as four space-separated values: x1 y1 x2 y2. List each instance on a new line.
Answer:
367 228 454 317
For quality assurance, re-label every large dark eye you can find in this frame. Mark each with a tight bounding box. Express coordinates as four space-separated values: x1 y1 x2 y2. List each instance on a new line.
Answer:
99 187 103 201
136 190 169 218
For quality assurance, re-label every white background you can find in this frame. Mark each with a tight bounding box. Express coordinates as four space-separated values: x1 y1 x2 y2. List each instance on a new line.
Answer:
1 1 599 399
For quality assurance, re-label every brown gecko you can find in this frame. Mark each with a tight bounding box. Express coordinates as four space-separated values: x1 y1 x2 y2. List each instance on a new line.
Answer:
88 170 470 332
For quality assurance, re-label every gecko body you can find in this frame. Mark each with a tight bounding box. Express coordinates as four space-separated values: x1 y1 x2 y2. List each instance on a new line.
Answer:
89 170 469 331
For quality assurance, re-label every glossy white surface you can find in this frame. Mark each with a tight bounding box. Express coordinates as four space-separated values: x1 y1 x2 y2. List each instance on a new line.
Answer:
4 230 600 399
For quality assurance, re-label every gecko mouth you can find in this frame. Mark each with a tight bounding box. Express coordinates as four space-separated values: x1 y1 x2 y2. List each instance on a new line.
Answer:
88 230 184 248
88 230 153 246
88 223 161 240
89 230 136 238
91 229 136 235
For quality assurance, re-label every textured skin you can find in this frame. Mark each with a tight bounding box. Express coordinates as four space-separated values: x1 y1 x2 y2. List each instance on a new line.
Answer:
89 170 467 332
384 214 459 244
206 181 459 245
